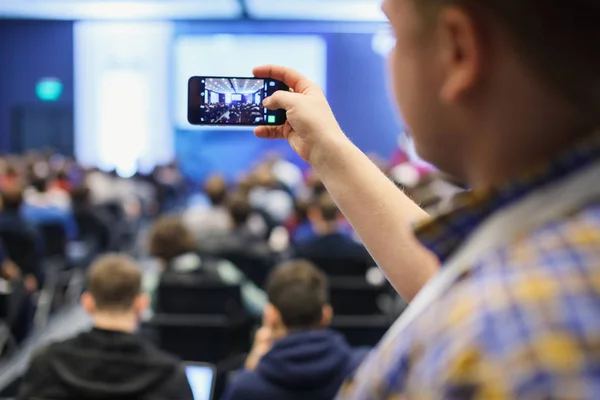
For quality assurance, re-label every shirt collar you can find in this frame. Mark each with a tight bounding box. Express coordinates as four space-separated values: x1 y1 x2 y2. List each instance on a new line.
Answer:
415 131 600 263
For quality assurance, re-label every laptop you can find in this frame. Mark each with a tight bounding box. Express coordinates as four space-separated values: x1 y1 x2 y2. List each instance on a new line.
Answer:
184 362 216 400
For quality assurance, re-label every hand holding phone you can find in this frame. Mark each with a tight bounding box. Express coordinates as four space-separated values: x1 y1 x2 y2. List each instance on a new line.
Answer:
188 76 289 126
253 65 343 163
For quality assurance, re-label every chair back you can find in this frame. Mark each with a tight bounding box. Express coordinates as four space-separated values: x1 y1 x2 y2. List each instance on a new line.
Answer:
38 223 67 258
329 277 390 316
157 274 243 316
143 314 252 364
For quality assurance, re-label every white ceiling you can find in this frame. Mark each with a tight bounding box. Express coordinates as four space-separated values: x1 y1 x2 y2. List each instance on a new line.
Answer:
0 0 385 21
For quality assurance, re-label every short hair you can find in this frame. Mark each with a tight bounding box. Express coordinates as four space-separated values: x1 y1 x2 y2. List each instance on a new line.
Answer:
204 175 228 206
148 216 197 263
30 177 47 193
417 0 600 123
1 187 24 212
267 260 328 330
87 254 142 311
70 186 91 207
316 193 339 222
227 192 252 227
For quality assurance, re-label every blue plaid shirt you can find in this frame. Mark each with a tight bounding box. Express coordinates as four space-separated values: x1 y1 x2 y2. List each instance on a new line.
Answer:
338 133 600 399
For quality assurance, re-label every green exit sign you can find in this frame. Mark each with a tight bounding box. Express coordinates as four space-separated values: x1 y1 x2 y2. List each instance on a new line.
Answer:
36 78 63 102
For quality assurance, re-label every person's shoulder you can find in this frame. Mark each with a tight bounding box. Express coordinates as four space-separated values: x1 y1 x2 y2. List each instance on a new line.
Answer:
498 199 600 276
224 370 263 400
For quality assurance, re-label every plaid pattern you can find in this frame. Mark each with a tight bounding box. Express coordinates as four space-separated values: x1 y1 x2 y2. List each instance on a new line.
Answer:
338 133 600 400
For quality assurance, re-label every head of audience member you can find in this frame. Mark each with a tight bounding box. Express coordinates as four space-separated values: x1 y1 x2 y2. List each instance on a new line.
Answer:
204 174 228 207
80 254 149 333
70 186 91 210
264 260 332 340
30 176 48 193
383 0 600 188
305 171 326 197
308 193 341 235
1 186 24 213
148 216 197 267
227 192 252 229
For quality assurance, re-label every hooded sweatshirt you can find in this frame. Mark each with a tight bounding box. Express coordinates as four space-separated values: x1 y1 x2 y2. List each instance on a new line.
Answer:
223 329 369 400
18 328 193 400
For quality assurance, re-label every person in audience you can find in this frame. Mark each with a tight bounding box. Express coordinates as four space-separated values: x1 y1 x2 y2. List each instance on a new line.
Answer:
18 254 193 400
285 198 315 244
200 192 274 287
71 186 112 252
252 0 600 395
183 174 232 241
25 175 71 211
22 176 77 240
148 216 267 317
294 193 372 274
0 187 42 293
223 260 369 400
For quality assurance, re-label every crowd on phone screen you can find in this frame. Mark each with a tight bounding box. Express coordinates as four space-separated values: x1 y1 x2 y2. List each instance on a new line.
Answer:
206 102 263 124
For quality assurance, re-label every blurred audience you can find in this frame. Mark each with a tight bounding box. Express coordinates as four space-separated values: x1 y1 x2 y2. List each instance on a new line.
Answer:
18 254 193 400
147 216 267 317
223 260 369 400
21 177 77 241
294 193 373 275
0 187 42 290
184 174 233 242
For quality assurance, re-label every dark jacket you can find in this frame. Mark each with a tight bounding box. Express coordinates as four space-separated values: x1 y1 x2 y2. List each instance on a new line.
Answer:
294 233 374 276
18 328 193 400
223 330 369 400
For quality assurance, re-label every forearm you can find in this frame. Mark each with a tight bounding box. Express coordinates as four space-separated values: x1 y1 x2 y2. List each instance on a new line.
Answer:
311 137 440 301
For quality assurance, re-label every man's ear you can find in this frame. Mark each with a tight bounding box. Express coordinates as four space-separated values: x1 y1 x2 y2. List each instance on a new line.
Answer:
438 6 485 103
80 292 96 314
134 293 151 314
321 304 333 327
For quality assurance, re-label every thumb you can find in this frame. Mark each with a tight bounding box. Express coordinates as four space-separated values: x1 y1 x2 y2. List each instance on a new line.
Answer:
263 90 301 111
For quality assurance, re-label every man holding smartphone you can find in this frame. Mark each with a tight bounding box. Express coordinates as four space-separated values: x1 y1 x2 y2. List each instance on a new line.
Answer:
252 0 600 398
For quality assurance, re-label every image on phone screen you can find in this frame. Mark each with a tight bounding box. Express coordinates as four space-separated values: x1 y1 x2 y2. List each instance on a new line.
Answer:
188 76 289 126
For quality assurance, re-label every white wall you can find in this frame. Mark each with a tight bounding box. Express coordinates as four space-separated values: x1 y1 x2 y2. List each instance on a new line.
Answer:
74 21 174 176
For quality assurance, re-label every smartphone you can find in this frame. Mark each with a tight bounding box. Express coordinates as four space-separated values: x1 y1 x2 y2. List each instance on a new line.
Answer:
188 76 289 126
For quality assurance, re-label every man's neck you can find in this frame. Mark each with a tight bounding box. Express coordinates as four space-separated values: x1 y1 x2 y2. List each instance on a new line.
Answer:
466 124 594 192
92 312 138 334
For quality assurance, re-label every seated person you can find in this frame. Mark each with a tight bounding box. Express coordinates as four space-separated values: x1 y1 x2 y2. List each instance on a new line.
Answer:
199 193 273 286
71 186 111 252
22 177 77 240
294 193 373 275
147 216 267 317
183 174 232 242
223 260 369 400
0 187 42 291
18 254 193 400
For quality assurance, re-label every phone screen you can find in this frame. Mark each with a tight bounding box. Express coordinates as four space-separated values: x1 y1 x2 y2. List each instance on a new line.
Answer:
188 76 289 126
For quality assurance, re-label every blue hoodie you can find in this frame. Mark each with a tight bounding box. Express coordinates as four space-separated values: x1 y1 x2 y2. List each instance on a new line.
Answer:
224 330 369 400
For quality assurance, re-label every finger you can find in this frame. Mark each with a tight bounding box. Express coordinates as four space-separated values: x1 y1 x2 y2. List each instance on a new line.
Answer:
254 125 285 139
263 91 301 111
253 65 314 94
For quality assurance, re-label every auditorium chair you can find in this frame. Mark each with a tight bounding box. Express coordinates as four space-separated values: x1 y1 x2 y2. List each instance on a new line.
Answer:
329 277 391 316
142 314 252 364
331 315 391 347
157 274 244 317
305 256 373 277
